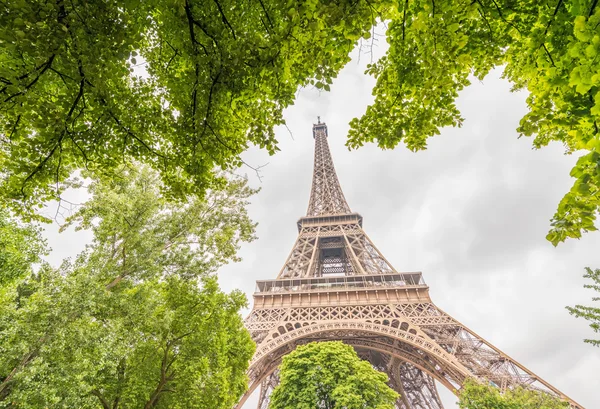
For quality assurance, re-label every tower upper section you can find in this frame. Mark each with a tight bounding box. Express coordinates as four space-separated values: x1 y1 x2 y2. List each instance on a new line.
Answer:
273 120 400 280
306 121 352 216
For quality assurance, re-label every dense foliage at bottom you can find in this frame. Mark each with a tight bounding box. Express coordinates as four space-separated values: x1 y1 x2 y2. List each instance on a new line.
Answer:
269 341 398 409
458 379 569 409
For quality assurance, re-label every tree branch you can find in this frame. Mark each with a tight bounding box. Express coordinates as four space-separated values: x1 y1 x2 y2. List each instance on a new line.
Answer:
0 335 47 399
2 55 56 103
476 0 494 41
489 0 522 35
106 109 166 159
105 275 124 290
212 0 237 40
8 115 21 140
92 390 111 409
200 70 221 139
257 0 274 28
402 0 409 42
542 0 564 38
165 44 179 70
542 43 556 67
185 0 220 50
184 0 210 57
143 344 176 409
20 135 64 195
590 0 599 17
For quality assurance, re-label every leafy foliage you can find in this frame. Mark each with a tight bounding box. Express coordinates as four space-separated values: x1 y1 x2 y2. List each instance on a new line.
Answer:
0 165 256 408
458 379 569 409
3 0 600 243
269 341 398 409
0 0 383 215
347 0 600 245
62 165 257 288
0 210 48 387
0 209 46 286
567 267 600 347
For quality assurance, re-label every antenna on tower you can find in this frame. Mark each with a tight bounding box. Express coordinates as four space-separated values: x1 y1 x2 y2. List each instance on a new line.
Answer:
317 116 321 124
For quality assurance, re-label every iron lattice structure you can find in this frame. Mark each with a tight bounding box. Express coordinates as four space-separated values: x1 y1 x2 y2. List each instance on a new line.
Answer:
237 121 583 409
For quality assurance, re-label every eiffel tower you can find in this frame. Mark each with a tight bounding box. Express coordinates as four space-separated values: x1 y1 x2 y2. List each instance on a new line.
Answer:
237 120 582 409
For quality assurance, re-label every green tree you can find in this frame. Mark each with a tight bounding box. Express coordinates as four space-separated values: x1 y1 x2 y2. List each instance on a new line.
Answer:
0 165 257 408
269 341 398 409
567 267 600 347
458 379 569 409
3 0 600 243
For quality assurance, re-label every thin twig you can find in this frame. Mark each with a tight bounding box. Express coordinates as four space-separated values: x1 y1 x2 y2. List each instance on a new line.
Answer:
212 0 237 40
590 0 599 17
3 55 56 102
258 0 273 28
284 123 294 140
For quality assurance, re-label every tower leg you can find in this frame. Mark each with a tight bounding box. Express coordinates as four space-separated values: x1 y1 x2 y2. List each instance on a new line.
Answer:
386 357 444 409
360 350 445 409
256 371 279 409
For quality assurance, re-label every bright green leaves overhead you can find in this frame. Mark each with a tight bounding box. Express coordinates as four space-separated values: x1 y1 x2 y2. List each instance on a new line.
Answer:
547 151 600 244
348 0 600 244
1 0 154 209
269 341 398 409
349 0 503 151
505 4 600 245
0 0 380 217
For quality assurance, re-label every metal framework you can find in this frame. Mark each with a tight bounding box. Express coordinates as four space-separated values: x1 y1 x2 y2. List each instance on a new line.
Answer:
237 121 583 409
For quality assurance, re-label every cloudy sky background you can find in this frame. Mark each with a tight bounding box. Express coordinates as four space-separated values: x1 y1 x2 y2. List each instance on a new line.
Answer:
41 32 600 408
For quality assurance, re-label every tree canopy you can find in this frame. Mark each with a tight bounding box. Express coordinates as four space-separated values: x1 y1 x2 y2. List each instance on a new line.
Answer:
567 267 600 347
2 0 600 243
0 0 379 214
269 341 398 409
0 166 256 408
458 379 569 409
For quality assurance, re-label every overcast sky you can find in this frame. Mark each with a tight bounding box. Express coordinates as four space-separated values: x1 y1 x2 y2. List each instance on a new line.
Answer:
42 35 600 408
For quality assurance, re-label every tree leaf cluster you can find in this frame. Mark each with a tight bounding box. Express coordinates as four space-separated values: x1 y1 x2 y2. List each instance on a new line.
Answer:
0 165 257 409
567 266 600 347
458 379 569 409
269 341 399 409
0 208 47 287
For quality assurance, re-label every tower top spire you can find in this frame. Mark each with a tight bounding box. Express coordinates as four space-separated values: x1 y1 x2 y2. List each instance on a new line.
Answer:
306 121 351 216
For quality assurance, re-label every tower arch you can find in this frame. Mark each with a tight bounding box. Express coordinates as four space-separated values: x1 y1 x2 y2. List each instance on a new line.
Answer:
240 322 469 408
